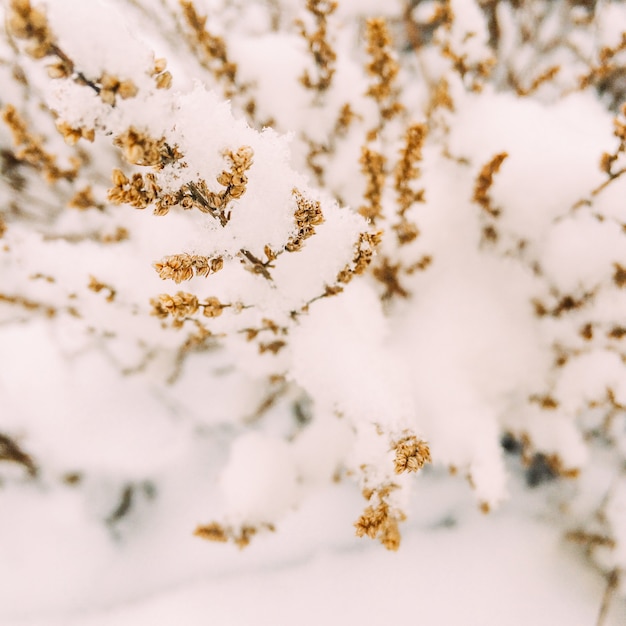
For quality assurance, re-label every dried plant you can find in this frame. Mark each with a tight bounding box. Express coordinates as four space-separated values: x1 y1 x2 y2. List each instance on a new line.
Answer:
1 104 80 182
2 0 626 602
393 435 431 474
358 147 386 222
286 188 324 252
364 18 404 125
355 484 405 550
153 254 224 283
393 123 427 244
473 152 508 217
179 0 240 98
297 0 338 92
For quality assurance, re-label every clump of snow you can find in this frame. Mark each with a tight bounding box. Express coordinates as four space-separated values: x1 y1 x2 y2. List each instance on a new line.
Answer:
219 432 299 524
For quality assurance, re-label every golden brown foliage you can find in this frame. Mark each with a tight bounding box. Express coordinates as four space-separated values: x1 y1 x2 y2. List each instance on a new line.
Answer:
68 186 100 211
358 147 386 222
98 72 138 106
0 432 38 477
151 292 227 321
153 253 224 283
393 123 427 244
364 18 404 122
336 231 382 284
286 188 325 252
180 1 239 97
7 0 55 60
393 435 431 474
182 146 254 225
0 292 56 317
113 128 179 168
298 0 338 92
88 276 116 302
355 484 404 551
108 170 161 210
373 256 409 300
1 105 80 182
195 521 275 548
473 152 508 217
56 121 95 146
515 65 561 97
580 32 626 91
151 291 199 320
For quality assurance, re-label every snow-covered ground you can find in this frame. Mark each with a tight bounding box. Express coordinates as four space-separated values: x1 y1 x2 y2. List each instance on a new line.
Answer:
1 469 624 626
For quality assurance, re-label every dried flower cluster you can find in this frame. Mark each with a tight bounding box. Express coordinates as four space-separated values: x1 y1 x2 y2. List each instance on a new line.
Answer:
473 152 508 218
180 146 254 226
364 18 403 123
297 0 338 92
55 121 94 146
180 0 239 98
113 128 177 168
358 147 386 222
194 521 275 549
0 292 56 318
440 41 495 93
87 276 116 303
151 291 225 324
153 253 224 283
108 169 160 209
1 105 79 182
393 435 432 474
7 0 55 60
286 188 324 252
393 123 427 244
580 32 626 92
98 73 138 106
355 484 404 551
336 231 382 284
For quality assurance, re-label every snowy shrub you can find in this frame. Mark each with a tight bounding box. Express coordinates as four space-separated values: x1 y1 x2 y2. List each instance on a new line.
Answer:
1 0 626 608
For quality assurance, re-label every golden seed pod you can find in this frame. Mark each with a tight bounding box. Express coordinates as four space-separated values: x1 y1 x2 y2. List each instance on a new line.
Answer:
155 71 172 89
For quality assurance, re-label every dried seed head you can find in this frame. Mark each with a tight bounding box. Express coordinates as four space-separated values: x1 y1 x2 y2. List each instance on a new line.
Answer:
286 188 325 251
202 296 223 317
153 254 224 282
298 0 338 92
151 291 199 319
210 256 224 273
364 18 403 121
153 57 167 74
117 79 138 99
8 0 55 59
354 486 404 551
111 169 128 187
46 61 71 79
155 71 172 89
114 127 173 167
393 435 431 474
68 186 98 210
180 1 240 96
359 147 386 222
473 152 508 217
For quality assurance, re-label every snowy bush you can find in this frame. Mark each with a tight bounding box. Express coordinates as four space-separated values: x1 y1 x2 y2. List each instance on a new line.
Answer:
1 0 626 610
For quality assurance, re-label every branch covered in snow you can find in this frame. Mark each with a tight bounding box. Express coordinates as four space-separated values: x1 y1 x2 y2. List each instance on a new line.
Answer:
1 0 626 609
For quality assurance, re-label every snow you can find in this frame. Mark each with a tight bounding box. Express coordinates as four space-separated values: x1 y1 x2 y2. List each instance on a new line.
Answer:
2 0 626 623
1 477 623 625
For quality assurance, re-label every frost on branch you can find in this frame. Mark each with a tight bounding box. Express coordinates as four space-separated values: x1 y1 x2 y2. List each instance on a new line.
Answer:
1 0 626 611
